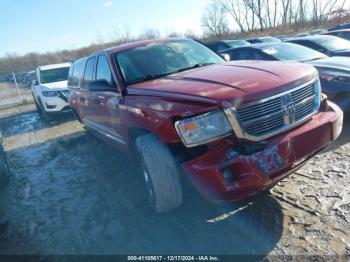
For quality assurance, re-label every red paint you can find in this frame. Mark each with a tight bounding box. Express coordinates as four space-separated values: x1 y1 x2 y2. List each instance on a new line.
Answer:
69 39 343 203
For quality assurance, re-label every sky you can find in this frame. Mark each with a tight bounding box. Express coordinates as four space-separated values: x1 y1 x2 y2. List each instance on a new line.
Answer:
0 0 209 57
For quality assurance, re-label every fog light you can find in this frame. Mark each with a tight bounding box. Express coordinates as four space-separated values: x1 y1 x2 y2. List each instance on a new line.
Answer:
222 169 234 183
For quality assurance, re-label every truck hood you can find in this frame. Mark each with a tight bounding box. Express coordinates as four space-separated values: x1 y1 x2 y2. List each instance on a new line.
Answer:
307 56 350 72
128 61 317 107
40 80 68 91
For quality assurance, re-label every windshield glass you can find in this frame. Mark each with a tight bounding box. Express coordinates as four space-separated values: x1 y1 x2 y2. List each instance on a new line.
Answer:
314 36 350 52
261 43 327 62
226 40 250 48
115 40 224 85
40 67 70 84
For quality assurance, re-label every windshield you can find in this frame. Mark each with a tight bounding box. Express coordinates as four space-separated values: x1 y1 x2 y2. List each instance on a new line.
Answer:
115 40 224 85
40 67 70 84
261 43 327 62
314 36 350 52
226 40 250 48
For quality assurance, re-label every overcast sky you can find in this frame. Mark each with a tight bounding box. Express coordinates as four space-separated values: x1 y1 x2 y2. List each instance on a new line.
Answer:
0 0 209 56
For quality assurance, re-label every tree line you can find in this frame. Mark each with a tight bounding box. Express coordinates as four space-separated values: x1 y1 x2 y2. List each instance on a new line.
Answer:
201 0 350 38
0 27 197 75
1 0 349 75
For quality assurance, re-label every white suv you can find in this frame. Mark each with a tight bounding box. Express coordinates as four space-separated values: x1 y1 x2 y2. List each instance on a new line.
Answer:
32 63 71 120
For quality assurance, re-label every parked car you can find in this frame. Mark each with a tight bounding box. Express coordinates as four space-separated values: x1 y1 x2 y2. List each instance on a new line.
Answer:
287 35 350 57
32 63 71 120
246 36 281 44
274 34 288 40
0 132 10 230
23 71 35 88
219 42 350 111
323 29 350 41
68 38 343 213
309 29 326 35
297 33 310 37
328 22 350 32
205 40 250 53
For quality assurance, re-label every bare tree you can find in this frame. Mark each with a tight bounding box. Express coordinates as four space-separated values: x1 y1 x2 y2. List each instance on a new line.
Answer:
139 28 161 40
281 0 291 27
244 0 267 31
113 24 131 42
201 0 230 38
222 0 246 32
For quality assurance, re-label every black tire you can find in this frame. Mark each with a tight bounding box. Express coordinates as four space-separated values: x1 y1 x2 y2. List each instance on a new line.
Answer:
41 109 53 121
0 133 10 189
33 96 43 116
36 99 52 121
135 134 183 213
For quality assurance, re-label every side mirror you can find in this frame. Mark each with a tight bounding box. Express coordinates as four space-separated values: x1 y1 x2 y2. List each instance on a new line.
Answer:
88 80 116 92
221 53 231 61
32 80 38 86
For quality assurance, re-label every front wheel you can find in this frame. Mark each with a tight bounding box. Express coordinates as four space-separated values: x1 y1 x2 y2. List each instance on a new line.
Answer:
36 99 52 121
135 134 183 213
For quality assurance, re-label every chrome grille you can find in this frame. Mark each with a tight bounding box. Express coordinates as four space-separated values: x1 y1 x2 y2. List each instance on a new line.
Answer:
225 79 321 141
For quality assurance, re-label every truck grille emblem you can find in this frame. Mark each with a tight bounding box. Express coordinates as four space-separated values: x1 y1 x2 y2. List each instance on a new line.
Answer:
282 94 296 125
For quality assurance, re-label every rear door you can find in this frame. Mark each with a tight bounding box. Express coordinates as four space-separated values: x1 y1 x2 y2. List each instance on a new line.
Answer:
79 56 96 123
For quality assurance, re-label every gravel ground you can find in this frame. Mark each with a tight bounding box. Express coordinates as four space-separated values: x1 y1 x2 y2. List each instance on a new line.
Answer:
0 101 349 258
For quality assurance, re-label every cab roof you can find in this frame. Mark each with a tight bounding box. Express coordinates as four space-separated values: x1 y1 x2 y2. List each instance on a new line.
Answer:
103 38 189 55
38 62 72 71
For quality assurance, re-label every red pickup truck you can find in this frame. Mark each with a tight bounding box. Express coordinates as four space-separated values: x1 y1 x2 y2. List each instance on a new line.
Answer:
68 38 343 213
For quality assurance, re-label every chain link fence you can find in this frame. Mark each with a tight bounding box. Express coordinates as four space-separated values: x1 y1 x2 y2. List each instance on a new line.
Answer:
0 72 34 108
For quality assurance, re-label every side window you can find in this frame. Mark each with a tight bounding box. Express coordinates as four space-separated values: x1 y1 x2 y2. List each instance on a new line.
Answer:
339 32 350 40
68 66 74 86
216 43 229 52
83 57 96 88
253 51 273 61
96 55 114 85
69 60 86 88
237 50 255 60
296 41 321 51
207 44 218 52
228 50 241 60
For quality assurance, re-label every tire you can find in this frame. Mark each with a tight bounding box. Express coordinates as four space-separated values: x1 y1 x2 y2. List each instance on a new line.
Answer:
36 99 52 121
33 96 43 116
41 109 53 121
135 134 183 213
0 133 10 189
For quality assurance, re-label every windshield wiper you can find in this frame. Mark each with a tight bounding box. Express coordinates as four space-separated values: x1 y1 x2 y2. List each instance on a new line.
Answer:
175 63 215 73
127 72 173 85
127 63 215 85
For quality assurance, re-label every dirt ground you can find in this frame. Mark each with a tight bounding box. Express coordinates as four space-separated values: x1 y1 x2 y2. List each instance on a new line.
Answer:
0 82 33 108
0 100 349 258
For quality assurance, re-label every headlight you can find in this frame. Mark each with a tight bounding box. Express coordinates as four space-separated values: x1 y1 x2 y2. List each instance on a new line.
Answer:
175 110 232 147
42 91 60 97
318 69 350 83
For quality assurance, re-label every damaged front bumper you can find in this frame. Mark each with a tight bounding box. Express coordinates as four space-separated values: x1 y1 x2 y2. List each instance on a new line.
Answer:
321 80 350 111
182 99 343 202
